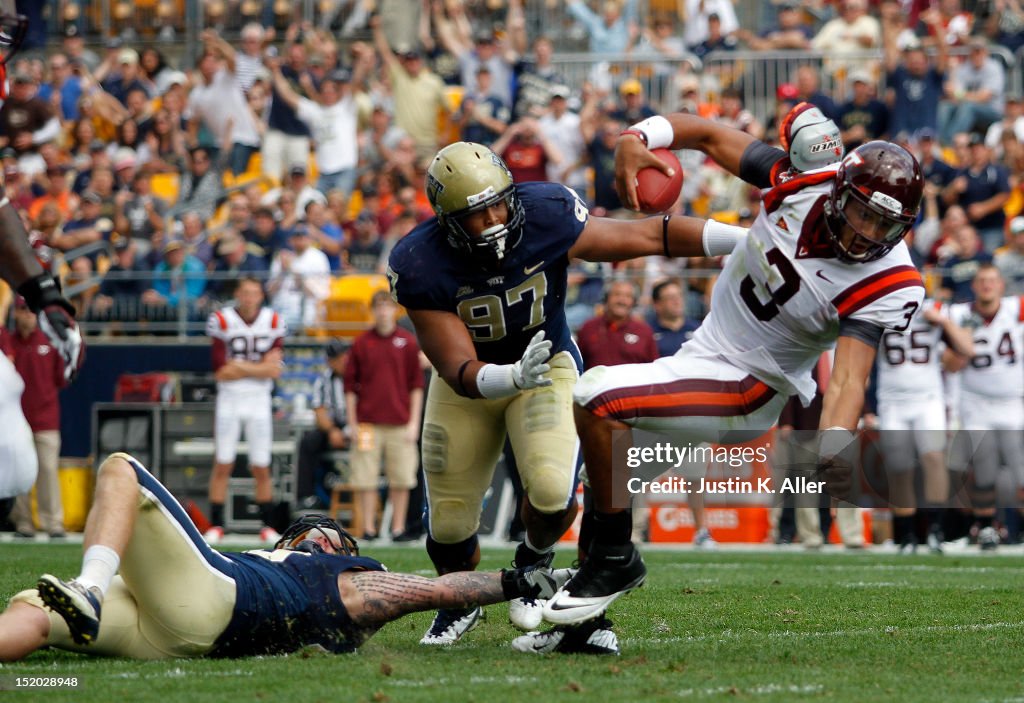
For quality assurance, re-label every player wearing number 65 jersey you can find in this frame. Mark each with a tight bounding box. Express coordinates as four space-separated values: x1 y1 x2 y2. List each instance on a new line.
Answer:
205 277 287 544
876 300 974 553
544 115 927 628
945 264 1024 550
387 141 748 653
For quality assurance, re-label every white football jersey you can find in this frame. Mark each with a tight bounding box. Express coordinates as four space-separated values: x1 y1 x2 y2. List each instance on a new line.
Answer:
689 166 925 405
948 296 1024 398
206 305 287 396
876 300 946 403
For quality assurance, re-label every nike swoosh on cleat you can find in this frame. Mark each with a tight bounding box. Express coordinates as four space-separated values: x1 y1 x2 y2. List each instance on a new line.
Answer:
524 261 545 275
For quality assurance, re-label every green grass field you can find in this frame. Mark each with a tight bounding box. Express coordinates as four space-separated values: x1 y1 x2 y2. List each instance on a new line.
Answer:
2 543 1024 702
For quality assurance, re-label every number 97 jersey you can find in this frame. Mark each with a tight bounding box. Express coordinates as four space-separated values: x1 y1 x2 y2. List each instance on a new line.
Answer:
948 296 1024 399
387 182 588 367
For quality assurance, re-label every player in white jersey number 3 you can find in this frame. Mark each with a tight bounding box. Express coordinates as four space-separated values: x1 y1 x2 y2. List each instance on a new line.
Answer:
544 113 927 626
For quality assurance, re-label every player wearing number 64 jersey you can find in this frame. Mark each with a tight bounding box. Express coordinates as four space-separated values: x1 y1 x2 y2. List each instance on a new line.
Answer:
875 300 974 553
945 264 1024 550
387 141 749 652
544 115 927 628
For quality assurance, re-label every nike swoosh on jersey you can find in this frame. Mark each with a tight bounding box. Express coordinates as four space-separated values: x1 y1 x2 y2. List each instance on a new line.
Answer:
815 270 833 283
524 261 545 275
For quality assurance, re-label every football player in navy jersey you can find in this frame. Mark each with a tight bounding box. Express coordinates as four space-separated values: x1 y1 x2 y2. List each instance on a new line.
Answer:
387 141 749 652
0 453 564 661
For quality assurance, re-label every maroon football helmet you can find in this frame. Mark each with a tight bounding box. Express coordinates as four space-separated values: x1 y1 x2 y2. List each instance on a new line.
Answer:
825 141 924 263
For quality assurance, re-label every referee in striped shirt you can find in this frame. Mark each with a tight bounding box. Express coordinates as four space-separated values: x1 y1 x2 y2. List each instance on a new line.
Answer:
296 339 349 508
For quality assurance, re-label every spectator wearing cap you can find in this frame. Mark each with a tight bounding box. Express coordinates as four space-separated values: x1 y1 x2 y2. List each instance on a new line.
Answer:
142 239 208 314
610 79 656 124
267 45 371 197
883 6 948 138
267 226 331 329
0 71 61 177
491 115 562 185
57 190 106 256
1 297 70 539
455 66 511 148
62 25 100 73
984 95 1024 157
38 52 84 122
371 16 449 163
90 237 150 322
295 339 350 510
691 12 738 61
793 65 839 122
343 290 424 540
178 146 222 222
431 2 516 107
681 0 739 50
186 30 262 176
235 22 267 94
263 164 327 217
28 165 76 222
245 206 289 263
735 4 812 50
995 218 1024 294
344 211 387 273
538 85 587 193
939 38 1006 145
207 230 269 302
262 42 313 184
95 47 152 108
944 135 1011 252
837 70 889 149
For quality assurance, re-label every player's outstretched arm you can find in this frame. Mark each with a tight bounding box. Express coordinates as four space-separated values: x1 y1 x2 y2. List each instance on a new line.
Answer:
339 567 564 627
616 113 760 210
568 212 747 263
0 197 46 290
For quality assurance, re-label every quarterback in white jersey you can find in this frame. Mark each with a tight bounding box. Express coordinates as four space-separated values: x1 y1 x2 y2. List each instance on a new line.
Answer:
546 113 926 625
875 300 974 552
204 277 287 543
945 264 1024 549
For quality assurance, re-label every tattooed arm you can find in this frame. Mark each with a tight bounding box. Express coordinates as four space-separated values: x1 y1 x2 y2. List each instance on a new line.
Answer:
338 571 510 627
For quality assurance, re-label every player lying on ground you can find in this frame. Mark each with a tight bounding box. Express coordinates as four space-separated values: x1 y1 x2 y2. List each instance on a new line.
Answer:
0 453 565 661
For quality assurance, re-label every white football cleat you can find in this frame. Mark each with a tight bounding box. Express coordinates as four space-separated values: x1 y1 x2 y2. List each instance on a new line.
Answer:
511 617 619 655
543 543 646 625
509 597 545 631
37 575 103 645
420 606 485 645
204 526 224 545
260 526 282 544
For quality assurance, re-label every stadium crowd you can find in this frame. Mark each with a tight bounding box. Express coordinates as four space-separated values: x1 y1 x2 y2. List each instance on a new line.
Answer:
4 0 1024 550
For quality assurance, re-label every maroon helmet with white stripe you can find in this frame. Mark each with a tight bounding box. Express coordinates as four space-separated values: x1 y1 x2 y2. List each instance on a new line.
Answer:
825 141 924 263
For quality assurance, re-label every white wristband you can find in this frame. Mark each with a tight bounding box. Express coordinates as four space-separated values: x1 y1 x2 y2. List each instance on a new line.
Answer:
476 363 519 399
819 426 855 459
702 219 748 256
630 115 674 150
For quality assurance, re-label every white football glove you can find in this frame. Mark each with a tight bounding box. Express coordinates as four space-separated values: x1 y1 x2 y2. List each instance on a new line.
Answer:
511 330 552 390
